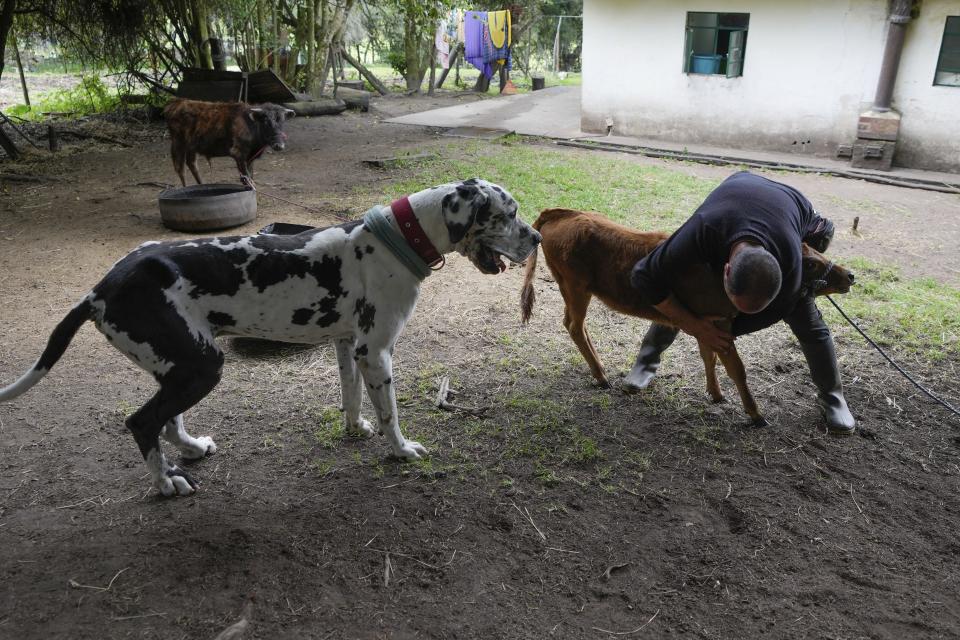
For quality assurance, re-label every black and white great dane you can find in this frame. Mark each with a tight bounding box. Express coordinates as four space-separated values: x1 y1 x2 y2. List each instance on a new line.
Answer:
0 178 540 497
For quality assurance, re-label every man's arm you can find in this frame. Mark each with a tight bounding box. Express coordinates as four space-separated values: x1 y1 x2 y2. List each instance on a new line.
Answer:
653 294 733 353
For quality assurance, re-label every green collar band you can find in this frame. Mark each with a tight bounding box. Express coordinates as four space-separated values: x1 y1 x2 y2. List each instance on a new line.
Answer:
362 206 432 281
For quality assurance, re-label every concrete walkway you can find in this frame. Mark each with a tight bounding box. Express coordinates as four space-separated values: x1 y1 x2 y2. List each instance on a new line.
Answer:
386 86 960 189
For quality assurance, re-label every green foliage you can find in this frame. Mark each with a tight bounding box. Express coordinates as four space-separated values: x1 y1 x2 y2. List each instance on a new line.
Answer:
8 75 121 121
386 49 407 77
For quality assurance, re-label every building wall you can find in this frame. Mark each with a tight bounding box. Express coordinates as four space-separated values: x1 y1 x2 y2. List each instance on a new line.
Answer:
581 0 960 171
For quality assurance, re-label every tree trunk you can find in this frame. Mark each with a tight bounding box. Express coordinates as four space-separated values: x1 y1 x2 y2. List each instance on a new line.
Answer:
272 3 280 76
0 0 14 85
402 6 421 91
306 0 316 94
256 0 266 69
12 31 28 106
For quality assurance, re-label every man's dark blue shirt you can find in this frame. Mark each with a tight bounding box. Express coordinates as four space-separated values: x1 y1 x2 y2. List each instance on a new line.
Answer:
630 171 821 336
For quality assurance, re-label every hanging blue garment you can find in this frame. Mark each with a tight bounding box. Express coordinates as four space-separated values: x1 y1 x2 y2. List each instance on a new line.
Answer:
464 11 494 78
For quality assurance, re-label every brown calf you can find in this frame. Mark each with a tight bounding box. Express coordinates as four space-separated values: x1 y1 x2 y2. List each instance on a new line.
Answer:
520 208 854 425
163 98 295 186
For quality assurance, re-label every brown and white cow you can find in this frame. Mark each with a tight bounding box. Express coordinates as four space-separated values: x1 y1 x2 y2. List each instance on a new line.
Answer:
163 98 295 186
520 208 854 425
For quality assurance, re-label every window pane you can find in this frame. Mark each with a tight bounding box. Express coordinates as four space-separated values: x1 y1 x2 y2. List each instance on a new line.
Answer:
687 12 718 28
937 17 960 81
719 13 750 29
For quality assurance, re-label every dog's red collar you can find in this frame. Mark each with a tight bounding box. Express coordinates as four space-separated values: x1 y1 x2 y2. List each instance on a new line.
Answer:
391 196 443 268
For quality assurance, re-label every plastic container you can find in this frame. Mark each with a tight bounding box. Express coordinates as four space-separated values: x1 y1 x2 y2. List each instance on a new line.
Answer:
691 54 722 74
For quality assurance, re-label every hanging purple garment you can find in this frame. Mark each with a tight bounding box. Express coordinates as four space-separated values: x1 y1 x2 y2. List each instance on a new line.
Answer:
464 11 495 79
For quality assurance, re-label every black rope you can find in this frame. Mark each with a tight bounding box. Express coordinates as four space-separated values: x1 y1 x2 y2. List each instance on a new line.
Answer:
825 294 960 419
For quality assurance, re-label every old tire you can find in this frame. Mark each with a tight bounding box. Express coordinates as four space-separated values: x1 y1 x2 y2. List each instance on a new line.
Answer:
158 183 257 232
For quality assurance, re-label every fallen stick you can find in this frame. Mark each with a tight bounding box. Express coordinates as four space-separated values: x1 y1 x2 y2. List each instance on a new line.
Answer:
212 599 254 640
0 172 65 183
57 128 133 147
435 377 489 417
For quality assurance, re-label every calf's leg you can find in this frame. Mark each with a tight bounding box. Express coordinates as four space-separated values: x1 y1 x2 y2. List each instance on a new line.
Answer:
186 151 203 184
170 140 187 187
697 341 725 403
558 285 609 387
716 347 766 426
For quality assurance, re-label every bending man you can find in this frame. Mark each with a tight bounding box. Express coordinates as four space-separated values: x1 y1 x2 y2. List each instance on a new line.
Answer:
628 171 855 434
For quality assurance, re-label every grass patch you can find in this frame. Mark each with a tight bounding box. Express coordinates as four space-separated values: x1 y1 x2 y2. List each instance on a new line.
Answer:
823 257 960 358
386 142 720 230
311 406 345 449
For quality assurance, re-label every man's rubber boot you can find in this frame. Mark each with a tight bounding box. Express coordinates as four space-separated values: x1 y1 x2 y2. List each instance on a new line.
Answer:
622 323 679 393
800 340 856 435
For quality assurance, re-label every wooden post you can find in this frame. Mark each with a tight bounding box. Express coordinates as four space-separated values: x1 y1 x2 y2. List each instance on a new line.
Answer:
436 44 461 89
12 32 28 107
427 34 437 95
47 125 59 152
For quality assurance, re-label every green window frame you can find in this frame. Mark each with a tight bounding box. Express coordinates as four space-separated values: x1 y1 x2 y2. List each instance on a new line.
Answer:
934 16 960 87
683 12 749 78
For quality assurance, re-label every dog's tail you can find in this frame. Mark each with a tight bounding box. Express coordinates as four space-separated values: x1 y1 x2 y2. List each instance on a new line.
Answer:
520 213 552 325
0 298 92 402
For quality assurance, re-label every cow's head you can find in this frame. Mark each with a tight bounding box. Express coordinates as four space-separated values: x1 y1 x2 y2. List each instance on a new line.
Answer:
247 103 296 151
801 242 855 296
440 178 541 275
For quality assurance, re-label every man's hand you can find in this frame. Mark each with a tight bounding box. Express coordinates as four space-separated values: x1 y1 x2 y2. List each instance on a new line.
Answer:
653 295 734 353
681 315 734 353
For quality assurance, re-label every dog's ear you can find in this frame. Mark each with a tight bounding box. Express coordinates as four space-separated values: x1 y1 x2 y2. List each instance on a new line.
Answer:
442 190 475 244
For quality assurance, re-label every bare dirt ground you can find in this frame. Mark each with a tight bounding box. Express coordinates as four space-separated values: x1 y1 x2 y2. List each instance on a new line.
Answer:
1 93 960 640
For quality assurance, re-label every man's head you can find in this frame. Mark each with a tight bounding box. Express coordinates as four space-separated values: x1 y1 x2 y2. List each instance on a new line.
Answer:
723 243 781 314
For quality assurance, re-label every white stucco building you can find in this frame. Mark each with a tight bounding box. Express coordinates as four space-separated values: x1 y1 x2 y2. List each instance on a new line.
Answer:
581 0 960 172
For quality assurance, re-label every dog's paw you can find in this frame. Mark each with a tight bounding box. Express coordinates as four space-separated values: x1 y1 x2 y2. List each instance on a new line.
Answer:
180 436 217 460
347 418 376 439
155 465 198 497
394 440 428 460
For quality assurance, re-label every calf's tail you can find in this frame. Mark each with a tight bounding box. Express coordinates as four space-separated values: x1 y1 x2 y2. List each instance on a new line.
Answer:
0 298 92 402
520 214 550 325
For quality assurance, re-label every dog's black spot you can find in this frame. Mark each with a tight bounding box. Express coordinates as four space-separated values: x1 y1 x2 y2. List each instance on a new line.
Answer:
366 245 374 254
354 344 368 359
456 185 478 200
355 247 364 260
474 199 493 225
383 377 392 386
442 193 460 214
207 311 235 327
291 308 314 325
314 295 340 327
492 185 501 192
246 253 309 292
354 297 376 333
463 178 479 186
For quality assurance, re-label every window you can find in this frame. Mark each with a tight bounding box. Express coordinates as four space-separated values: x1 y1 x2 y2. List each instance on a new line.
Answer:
683 12 749 78
935 16 960 86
